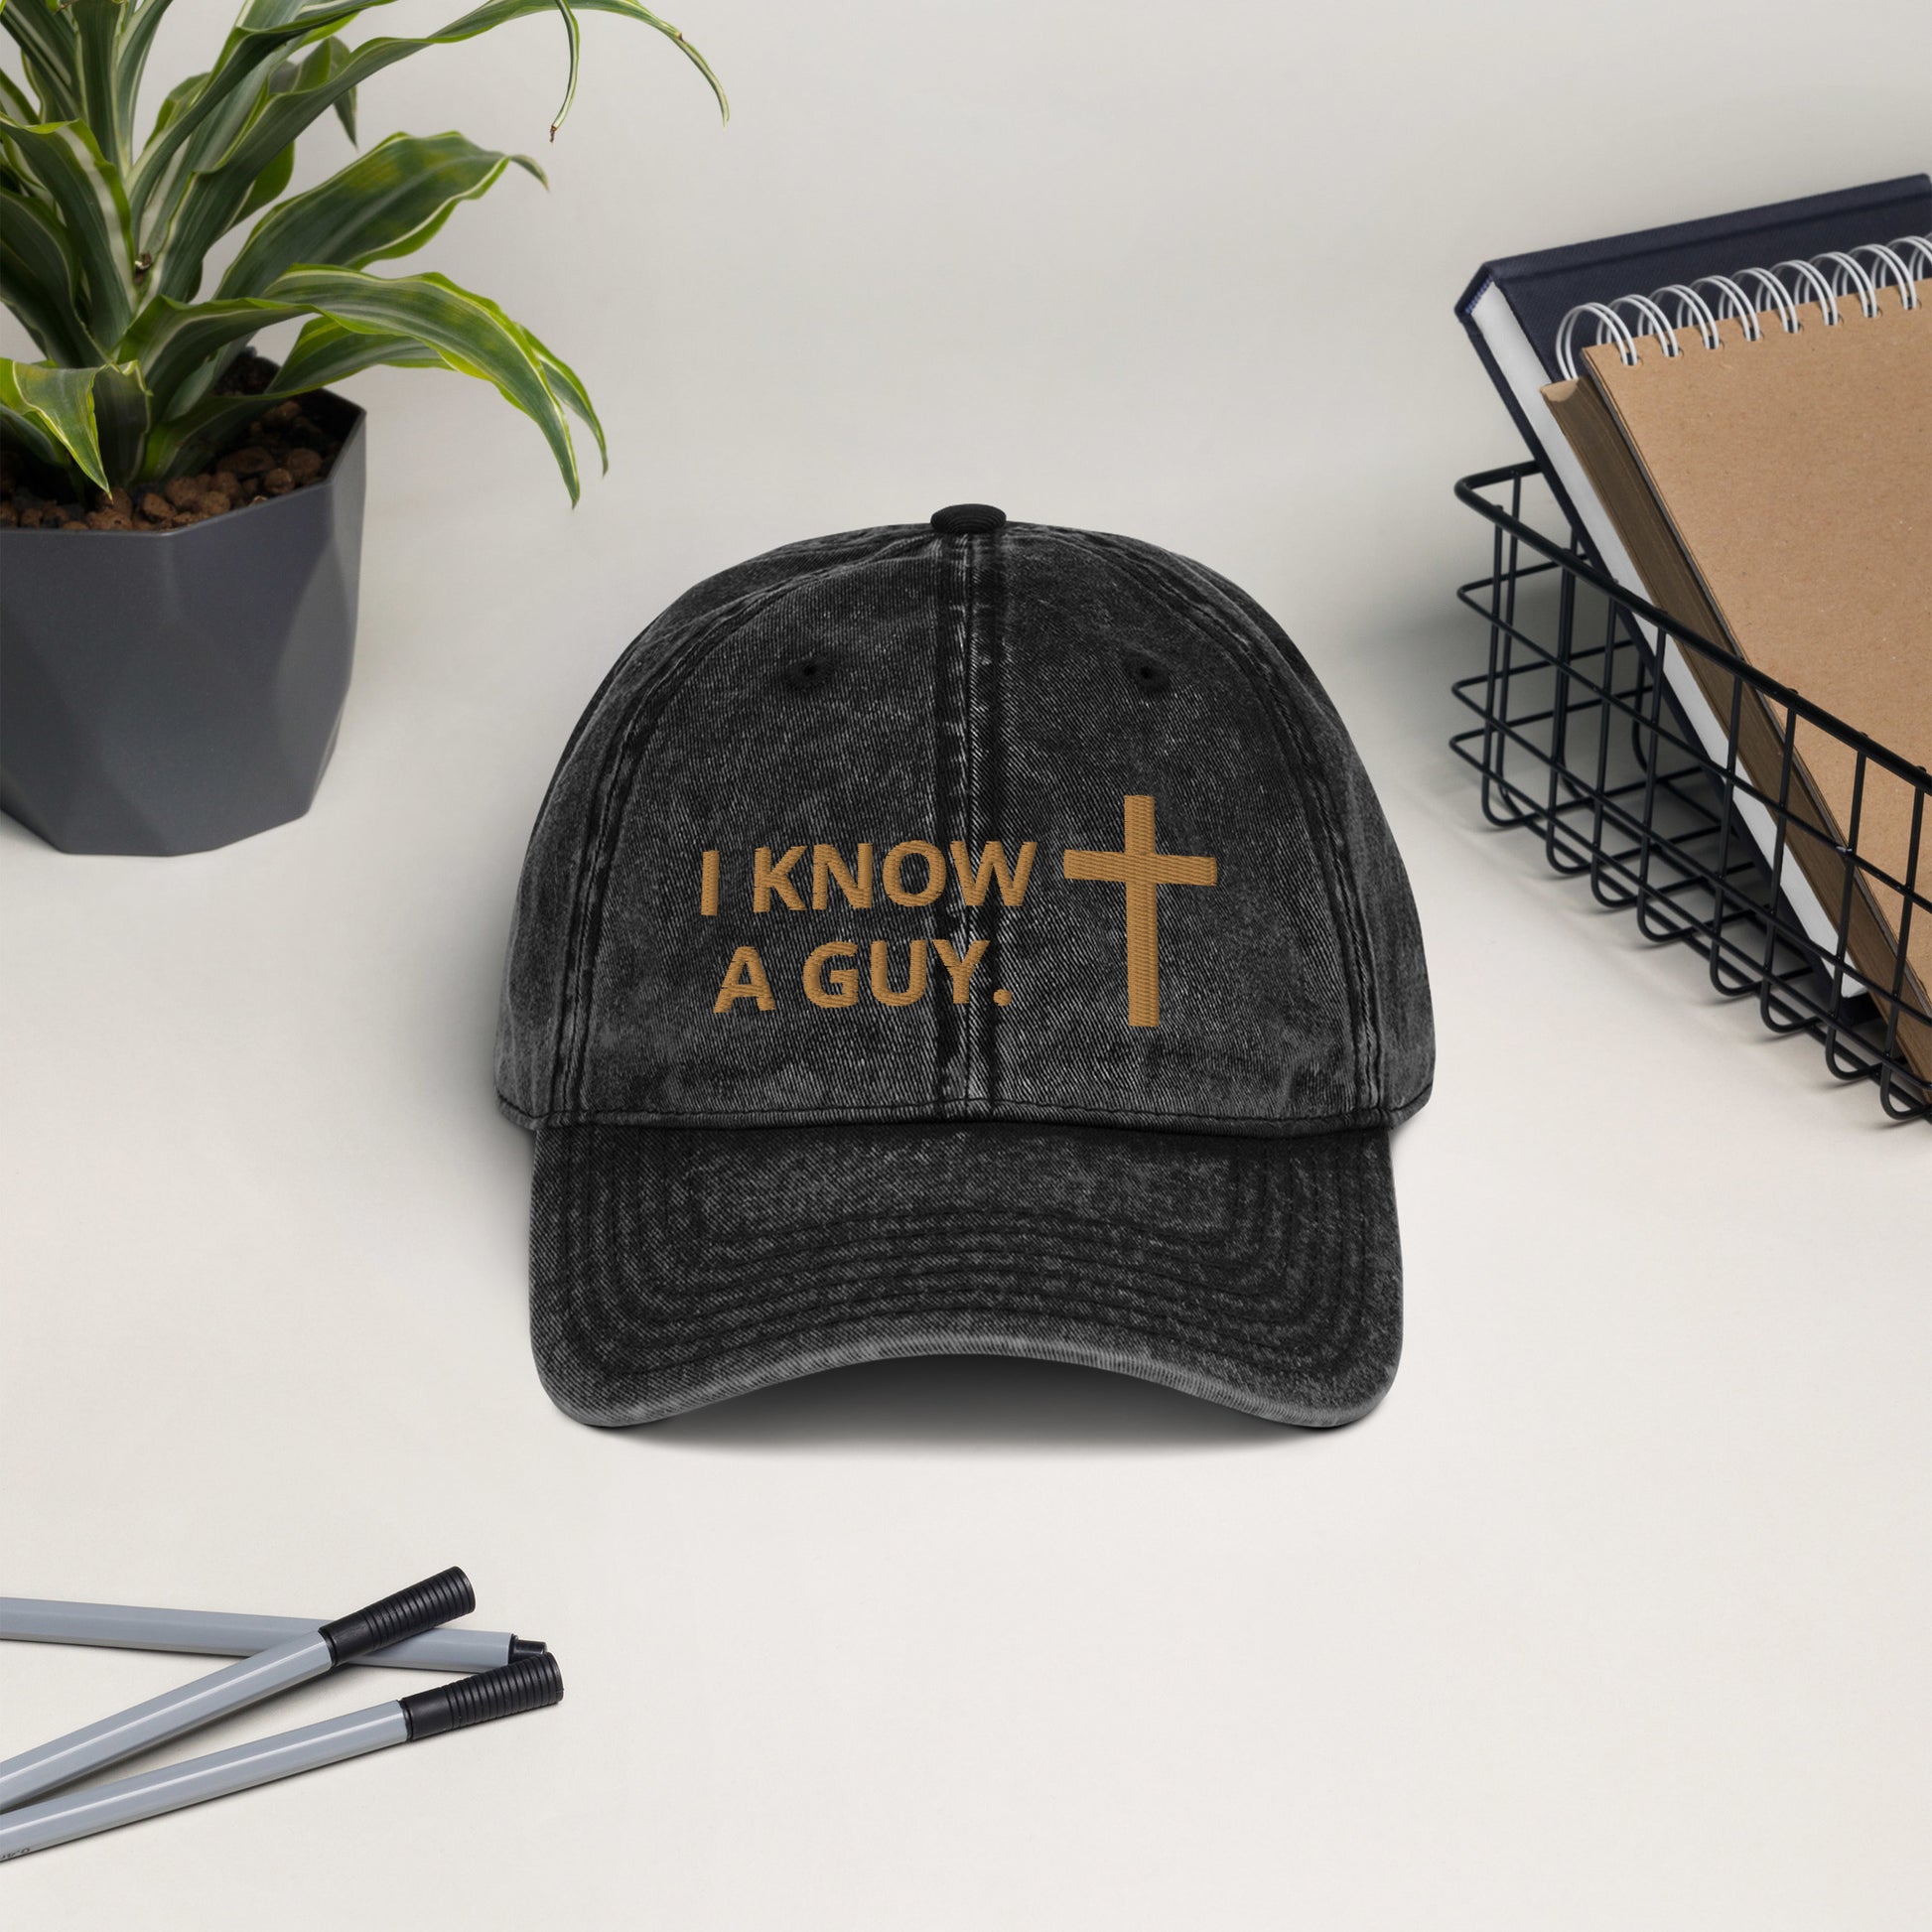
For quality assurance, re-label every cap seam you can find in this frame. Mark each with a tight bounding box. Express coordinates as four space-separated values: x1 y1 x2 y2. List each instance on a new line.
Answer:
935 522 1004 1118
508 1090 1409 1132
535 1185 1357 1319
559 1296 1357 1365
934 528 966 1113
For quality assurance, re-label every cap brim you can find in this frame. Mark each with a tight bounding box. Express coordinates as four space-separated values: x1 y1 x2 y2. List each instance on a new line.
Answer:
529 1120 1403 1428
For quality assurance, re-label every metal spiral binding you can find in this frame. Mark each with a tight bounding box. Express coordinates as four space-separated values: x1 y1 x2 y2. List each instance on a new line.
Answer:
1554 234 1930 377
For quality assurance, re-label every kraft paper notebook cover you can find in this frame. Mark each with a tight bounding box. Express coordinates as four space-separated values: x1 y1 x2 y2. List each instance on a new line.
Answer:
1456 180 1932 970
1543 270 1931 1080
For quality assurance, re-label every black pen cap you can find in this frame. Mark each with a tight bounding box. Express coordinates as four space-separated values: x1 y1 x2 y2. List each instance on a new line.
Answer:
319 1569 475 1665
400 1652 565 1740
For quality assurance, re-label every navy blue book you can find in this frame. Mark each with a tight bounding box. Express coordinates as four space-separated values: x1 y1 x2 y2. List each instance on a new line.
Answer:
1456 175 1932 561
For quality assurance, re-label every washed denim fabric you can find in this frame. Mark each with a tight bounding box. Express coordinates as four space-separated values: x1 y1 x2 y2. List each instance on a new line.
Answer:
497 514 1434 1426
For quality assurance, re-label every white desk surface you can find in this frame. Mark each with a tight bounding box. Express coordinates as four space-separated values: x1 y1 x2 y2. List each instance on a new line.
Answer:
3 2 1926 1924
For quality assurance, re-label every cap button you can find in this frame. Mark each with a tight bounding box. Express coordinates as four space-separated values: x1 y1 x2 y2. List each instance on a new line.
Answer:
930 503 1006 536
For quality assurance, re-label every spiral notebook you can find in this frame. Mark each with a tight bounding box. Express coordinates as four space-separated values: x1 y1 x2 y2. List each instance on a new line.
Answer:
1541 246 1932 1080
1456 180 1932 979
1456 178 1931 561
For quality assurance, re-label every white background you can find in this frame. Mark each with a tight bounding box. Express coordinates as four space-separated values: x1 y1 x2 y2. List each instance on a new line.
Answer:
3 1 1928 1925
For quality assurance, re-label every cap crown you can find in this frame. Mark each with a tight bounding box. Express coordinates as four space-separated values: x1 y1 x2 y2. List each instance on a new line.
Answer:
497 521 1433 1135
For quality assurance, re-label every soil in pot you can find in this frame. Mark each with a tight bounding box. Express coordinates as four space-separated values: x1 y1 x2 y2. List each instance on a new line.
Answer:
0 355 345 532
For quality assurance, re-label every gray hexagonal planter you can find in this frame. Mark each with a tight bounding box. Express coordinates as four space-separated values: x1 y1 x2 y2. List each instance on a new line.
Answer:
0 393 366 856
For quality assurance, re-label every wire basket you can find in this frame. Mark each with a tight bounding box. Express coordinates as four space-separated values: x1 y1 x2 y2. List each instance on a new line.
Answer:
1451 461 1930 1125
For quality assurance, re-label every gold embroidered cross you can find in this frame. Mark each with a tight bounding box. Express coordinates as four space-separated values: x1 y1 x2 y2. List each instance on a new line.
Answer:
1062 794 1217 1028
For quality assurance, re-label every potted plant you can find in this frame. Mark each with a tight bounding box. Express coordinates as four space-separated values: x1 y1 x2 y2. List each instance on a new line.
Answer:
1 0 723 855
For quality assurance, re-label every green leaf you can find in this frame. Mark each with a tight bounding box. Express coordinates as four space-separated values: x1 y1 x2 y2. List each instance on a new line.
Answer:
0 395 70 476
232 138 295 228
120 266 595 495
206 0 726 199
610 0 726 123
0 118 137 345
0 61 41 127
114 290 293 414
445 275 604 472
134 0 724 302
149 35 355 302
271 313 443 388
548 0 579 139
232 0 393 32
128 0 425 244
218 130 543 299
523 332 603 472
145 313 426 475
1 185 106 363
0 0 79 125
147 69 207 140
136 276 595 498
268 263 583 498
138 387 265 481
90 357 151 483
0 356 109 489
128 32 311 247
116 0 182 139
69 0 128 170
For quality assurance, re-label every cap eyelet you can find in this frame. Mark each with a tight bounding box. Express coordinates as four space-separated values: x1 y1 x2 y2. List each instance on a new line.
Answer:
1122 652 1172 697
783 654 833 693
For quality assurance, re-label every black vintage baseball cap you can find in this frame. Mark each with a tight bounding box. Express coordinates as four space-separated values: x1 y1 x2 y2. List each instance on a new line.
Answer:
496 504 1433 1427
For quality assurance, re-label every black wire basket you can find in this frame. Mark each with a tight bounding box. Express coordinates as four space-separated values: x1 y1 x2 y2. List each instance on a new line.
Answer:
1452 461 1931 1125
